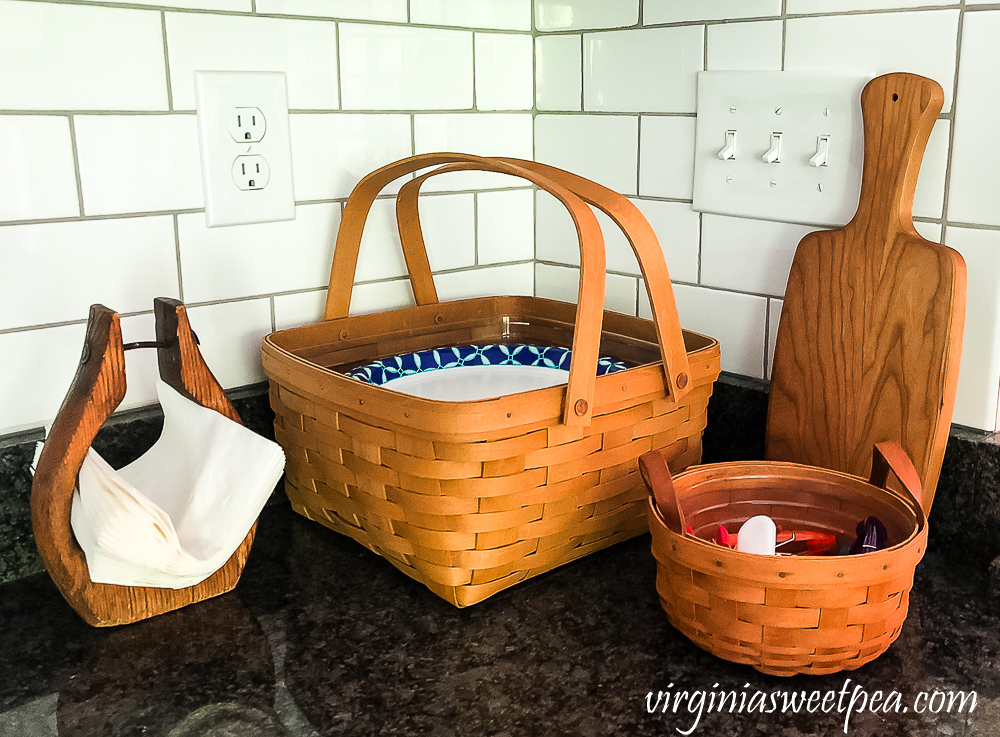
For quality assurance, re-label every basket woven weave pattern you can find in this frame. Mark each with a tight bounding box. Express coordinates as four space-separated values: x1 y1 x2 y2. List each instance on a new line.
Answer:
274 372 714 607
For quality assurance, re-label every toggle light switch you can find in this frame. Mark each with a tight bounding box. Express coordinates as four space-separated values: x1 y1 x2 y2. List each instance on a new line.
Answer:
809 134 831 167
762 132 782 164
692 71 870 226
717 130 737 160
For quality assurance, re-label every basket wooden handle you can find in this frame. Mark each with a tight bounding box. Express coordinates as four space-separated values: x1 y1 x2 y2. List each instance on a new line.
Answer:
638 450 687 534
869 442 925 527
394 157 693 404
325 153 609 426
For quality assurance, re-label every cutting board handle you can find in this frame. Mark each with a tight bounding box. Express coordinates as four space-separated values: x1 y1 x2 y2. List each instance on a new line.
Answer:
852 73 944 234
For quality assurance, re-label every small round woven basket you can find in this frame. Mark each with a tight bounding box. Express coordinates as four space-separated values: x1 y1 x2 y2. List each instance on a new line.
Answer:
640 443 927 677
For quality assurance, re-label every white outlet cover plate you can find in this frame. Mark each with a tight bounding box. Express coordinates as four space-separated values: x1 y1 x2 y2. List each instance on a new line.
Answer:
692 71 872 227
194 71 295 227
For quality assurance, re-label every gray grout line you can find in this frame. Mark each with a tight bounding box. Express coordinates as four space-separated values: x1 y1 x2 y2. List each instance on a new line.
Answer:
66 116 86 218
19 0 532 33
781 0 788 72
703 24 709 71
696 212 703 285
173 213 185 303
335 22 344 111
161 11 173 111
939 4 966 243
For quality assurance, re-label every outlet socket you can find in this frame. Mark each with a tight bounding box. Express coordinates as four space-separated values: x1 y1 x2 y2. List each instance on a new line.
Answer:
194 71 295 227
230 107 266 143
232 154 270 190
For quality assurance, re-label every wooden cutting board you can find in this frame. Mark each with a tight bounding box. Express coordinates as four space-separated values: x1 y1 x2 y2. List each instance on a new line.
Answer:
766 72 966 517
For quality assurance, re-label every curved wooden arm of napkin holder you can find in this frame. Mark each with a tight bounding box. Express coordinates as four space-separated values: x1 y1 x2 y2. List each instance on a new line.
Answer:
31 297 258 627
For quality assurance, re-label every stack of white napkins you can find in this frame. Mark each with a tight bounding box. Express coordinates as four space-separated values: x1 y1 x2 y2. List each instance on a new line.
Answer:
70 379 285 589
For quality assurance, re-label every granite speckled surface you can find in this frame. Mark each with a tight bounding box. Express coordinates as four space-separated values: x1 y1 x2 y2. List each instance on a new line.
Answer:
3 374 1000 735
1 500 998 736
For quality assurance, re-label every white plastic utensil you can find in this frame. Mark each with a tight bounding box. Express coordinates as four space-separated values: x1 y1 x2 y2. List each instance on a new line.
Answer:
736 515 777 556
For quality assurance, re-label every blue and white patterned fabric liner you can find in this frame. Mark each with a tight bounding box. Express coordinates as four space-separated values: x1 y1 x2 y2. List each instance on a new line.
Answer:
346 344 628 387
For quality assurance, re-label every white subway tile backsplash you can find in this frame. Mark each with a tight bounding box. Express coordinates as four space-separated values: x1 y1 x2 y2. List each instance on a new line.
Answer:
339 24 471 111
289 114 412 201
638 116 696 201
701 215 817 297
0 1 167 111
0 217 179 331
419 194 477 272
632 199 701 286
643 284 768 378
913 221 943 243
411 0 531 30
356 198 409 282
535 115 639 195
534 191 639 275
535 0 637 32
115 0 249 9
948 11 1000 227
255 0 406 21
475 34 533 111
75 115 203 217
644 0 781 24
707 21 783 72
535 36 582 112
186 299 273 388
943 227 1000 431
584 27 703 114
120 313 161 412
912 120 950 221
349 279 416 315
535 263 637 316
0 116 78 222
785 11 960 113
434 264 534 301
477 189 535 265
178 203 340 303
166 13 340 111
413 114 534 190
0 324 87 432
273 290 327 330
789 0 952 12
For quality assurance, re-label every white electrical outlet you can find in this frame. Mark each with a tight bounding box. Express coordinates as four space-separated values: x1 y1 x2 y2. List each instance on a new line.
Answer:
692 71 872 227
194 71 295 227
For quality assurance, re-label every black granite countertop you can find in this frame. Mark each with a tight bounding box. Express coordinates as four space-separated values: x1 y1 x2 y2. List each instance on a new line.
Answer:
2 498 998 737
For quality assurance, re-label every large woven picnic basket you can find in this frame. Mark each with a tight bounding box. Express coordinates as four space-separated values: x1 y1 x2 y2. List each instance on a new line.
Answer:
262 154 721 607
640 442 927 676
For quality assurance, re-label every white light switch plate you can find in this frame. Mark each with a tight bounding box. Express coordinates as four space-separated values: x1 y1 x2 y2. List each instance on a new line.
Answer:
692 72 871 227
194 71 295 228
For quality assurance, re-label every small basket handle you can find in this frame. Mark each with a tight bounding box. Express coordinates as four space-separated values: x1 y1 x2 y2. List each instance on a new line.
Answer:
393 157 693 406
869 442 925 528
638 450 687 535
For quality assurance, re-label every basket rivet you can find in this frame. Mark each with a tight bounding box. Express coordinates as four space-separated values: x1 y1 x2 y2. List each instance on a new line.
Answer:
838 572 845 578
435 314 445 324
339 329 349 341
507 412 512 418
404 412 409 418
677 373 689 389
883 564 888 570
715 560 723 568
575 399 589 416
359 399 364 405
778 571 787 578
